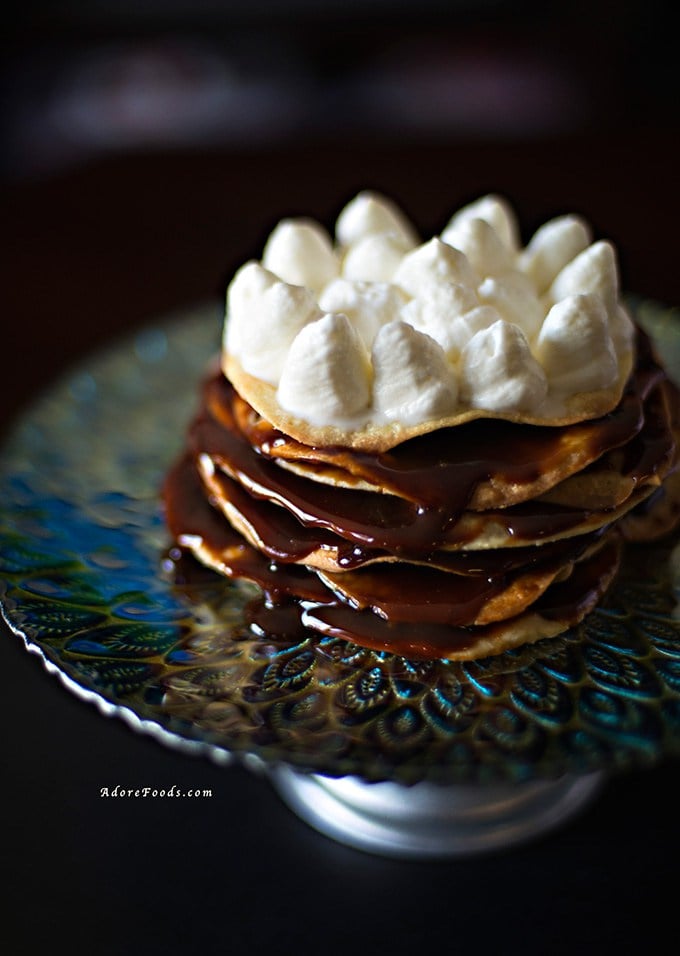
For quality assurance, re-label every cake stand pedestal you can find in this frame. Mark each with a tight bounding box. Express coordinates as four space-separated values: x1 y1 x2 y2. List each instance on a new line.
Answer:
270 767 605 859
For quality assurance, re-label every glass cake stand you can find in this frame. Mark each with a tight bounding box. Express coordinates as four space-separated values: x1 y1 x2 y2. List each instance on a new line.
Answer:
1 300 679 859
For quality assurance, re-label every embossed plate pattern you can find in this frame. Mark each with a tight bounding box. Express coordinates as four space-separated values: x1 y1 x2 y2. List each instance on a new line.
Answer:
1 300 679 785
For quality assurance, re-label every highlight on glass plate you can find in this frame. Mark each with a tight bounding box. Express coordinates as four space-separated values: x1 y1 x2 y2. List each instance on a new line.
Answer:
163 191 680 663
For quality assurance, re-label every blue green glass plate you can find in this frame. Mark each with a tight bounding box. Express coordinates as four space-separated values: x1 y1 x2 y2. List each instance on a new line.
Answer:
1 300 679 785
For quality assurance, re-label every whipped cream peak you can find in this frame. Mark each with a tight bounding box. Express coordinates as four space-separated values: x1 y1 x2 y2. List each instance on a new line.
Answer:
548 240 619 314
393 237 478 296
223 191 635 432
460 320 548 413
341 232 412 283
276 312 371 423
335 190 419 248
371 320 458 423
441 215 516 277
519 214 591 295
447 305 505 357
226 259 275 319
443 194 520 251
535 293 618 394
318 278 408 347
610 304 636 355
262 217 339 294
225 261 321 383
401 284 482 357
477 271 544 341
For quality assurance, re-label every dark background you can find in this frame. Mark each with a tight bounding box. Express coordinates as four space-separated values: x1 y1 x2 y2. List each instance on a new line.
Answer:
1 3 679 954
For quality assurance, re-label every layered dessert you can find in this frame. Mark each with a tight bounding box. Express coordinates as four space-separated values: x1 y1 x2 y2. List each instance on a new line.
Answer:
163 192 679 660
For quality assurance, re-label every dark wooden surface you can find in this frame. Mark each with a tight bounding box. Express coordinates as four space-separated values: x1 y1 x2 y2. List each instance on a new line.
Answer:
2 134 679 954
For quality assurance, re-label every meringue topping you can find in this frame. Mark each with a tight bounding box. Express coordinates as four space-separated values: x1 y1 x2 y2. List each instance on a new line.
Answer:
318 278 408 348
393 237 479 295
222 192 636 438
442 193 520 251
277 312 371 423
262 218 338 294
335 189 419 248
440 216 516 277
224 262 321 383
459 320 548 413
519 214 591 294
535 293 619 394
371 320 458 423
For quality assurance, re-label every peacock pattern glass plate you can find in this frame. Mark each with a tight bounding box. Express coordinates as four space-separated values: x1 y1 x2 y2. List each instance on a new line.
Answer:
1 300 680 785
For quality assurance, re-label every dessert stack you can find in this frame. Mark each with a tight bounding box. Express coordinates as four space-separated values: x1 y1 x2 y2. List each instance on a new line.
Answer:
164 192 679 660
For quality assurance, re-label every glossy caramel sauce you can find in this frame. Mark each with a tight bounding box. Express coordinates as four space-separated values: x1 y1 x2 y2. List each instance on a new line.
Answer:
161 330 676 660
165 451 603 613
187 369 671 557
294 536 622 658
163 455 329 603
163 455 621 659
228 334 664 510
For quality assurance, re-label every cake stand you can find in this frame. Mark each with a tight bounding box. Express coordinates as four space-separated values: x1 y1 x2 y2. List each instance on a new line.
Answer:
1 300 679 859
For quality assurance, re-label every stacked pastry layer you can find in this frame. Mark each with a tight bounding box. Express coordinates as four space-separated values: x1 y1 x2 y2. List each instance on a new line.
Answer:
163 193 679 660
164 335 678 660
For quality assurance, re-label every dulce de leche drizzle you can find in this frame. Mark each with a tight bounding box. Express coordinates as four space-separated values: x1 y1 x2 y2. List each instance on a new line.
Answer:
200 448 613 581
163 452 619 658
229 333 664 509
189 360 671 557
162 454 329 603
295 536 622 658
316 531 604 626
161 328 676 660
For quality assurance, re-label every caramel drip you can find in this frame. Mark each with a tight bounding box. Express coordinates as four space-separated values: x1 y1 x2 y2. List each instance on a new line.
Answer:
163 450 613 632
162 455 328 603
316 533 601 625
189 371 671 555
161 329 675 660
225 334 663 509
296 536 622 659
